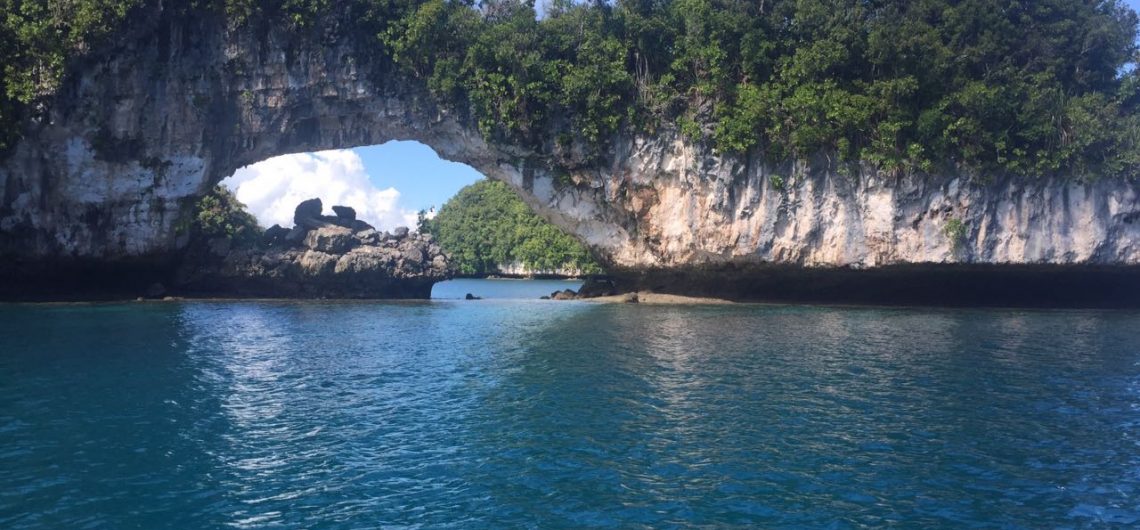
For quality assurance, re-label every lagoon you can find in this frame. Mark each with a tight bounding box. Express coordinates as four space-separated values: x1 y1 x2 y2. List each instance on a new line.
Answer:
2 282 1140 528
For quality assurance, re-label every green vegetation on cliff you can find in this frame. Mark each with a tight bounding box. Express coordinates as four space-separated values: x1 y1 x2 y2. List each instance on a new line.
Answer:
419 179 601 276
2 0 1139 178
0 0 141 150
193 186 261 243
381 0 1140 178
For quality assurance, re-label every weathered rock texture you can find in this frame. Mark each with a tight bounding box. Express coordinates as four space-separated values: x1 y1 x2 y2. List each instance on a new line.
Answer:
176 199 449 298
486 261 591 279
1 5 1139 304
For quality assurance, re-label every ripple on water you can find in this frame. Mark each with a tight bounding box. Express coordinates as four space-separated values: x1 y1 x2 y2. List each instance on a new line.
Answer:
1 299 1139 528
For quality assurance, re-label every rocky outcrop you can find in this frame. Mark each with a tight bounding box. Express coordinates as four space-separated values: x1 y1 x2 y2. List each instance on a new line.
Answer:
543 278 617 301
575 278 617 298
1 5 1139 305
544 281 638 304
176 199 450 298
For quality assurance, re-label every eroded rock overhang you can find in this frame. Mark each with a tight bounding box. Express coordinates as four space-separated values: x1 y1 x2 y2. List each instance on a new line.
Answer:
1 6 1139 305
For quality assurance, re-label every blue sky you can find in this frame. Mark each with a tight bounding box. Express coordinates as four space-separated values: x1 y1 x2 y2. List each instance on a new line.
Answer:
222 142 483 232
352 141 484 213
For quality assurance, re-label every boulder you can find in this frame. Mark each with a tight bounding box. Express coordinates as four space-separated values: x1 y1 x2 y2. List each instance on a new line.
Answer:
284 226 308 245
326 215 356 229
294 198 323 225
576 278 616 298
335 252 386 274
296 214 336 231
350 219 374 233
392 226 410 239
551 289 578 300
304 226 356 254
402 247 425 267
332 205 356 221
356 229 380 245
299 250 337 275
465 293 482 300
263 224 290 245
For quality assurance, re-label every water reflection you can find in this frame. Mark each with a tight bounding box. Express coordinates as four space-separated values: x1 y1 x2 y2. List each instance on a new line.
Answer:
466 304 1140 527
2 301 1140 528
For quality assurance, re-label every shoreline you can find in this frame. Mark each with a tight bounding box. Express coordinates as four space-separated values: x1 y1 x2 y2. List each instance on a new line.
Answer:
4 263 1140 309
457 274 587 281
6 291 1140 314
582 291 735 305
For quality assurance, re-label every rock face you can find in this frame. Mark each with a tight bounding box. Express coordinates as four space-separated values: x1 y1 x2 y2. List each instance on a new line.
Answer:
303 225 354 254
1 5 1139 304
176 199 450 298
487 261 592 278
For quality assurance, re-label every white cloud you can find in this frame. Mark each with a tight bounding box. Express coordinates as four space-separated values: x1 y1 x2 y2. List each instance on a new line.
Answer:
222 149 418 232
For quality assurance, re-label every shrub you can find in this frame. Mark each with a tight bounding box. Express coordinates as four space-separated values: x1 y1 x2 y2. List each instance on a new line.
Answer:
943 218 967 250
194 186 261 244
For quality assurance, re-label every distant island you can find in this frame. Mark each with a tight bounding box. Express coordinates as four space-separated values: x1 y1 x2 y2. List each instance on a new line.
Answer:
418 180 601 278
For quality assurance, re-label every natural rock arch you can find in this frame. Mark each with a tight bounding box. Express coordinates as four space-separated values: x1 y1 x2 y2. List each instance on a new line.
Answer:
0 10 565 259
2 5 1140 305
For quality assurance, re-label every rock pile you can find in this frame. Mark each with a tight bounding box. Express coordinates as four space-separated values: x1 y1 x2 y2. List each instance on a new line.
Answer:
176 198 451 298
542 278 619 301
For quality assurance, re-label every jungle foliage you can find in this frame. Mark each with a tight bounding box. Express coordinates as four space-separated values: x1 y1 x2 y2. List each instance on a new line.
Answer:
2 0 1139 178
419 179 601 276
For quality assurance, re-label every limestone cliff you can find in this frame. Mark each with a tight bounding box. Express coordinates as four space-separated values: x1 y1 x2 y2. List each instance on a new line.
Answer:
483 262 590 279
1 5 1138 304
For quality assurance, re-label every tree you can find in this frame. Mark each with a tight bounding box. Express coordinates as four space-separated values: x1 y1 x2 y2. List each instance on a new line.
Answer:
3 0 1139 178
430 179 602 275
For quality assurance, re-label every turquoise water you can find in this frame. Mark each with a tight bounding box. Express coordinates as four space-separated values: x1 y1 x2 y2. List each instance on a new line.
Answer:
432 278 583 300
2 284 1140 528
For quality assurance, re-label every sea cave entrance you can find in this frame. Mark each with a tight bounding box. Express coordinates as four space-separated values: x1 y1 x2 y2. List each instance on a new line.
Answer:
221 141 481 238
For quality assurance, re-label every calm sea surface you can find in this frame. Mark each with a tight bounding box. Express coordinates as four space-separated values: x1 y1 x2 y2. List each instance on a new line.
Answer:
2 280 1140 528
431 278 583 300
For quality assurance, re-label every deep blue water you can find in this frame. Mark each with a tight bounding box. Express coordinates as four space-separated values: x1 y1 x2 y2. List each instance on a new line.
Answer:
3 283 1140 528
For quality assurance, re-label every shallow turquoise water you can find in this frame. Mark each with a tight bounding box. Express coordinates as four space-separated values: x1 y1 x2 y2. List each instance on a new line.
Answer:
432 278 583 300
3 287 1140 528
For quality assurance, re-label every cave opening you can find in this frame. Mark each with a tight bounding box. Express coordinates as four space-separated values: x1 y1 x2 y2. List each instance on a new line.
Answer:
213 140 599 300
221 141 482 235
